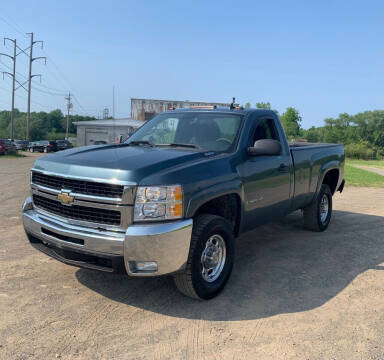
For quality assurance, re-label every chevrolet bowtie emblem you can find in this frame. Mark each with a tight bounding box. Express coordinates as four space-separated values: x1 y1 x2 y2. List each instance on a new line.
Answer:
57 191 74 205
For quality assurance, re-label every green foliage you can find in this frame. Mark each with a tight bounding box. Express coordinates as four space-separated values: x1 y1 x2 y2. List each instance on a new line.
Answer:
0 108 96 140
244 102 251 108
255 102 271 109
302 110 384 159
280 107 302 139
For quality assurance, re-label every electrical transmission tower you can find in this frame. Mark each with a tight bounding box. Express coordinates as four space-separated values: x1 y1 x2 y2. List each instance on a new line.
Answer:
1 38 20 139
0 33 45 140
26 32 46 141
65 92 73 139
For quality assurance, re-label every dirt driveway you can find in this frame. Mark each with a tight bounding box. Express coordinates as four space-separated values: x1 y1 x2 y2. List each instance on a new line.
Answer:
1 153 383 360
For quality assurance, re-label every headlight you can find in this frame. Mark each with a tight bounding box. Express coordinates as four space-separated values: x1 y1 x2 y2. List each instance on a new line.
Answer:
134 185 183 222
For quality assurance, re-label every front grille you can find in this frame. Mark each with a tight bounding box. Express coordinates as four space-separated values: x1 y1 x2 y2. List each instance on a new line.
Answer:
32 172 124 198
33 194 121 226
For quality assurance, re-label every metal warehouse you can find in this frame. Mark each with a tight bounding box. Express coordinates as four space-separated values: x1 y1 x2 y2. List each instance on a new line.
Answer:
130 98 230 121
74 118 144 147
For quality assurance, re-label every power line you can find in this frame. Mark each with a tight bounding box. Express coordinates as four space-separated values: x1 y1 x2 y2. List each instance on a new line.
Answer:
0 15 28 38
72 93 87 112
31 85 66 97
1 15 95 121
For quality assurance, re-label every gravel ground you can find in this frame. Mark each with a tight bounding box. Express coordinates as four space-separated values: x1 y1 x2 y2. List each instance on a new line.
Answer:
0 153 383 360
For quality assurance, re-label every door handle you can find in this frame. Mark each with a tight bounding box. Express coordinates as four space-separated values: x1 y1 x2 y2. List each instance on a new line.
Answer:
278 163 289 172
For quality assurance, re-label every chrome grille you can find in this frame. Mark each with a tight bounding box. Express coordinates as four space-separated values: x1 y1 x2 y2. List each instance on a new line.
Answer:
33 194 121 226
32 171 124 198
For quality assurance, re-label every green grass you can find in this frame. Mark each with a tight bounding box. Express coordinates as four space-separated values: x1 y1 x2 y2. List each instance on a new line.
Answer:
344 164 384 187
346 158 384 167
0 152 26 158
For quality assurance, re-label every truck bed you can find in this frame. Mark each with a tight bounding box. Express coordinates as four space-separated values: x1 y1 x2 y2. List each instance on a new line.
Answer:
288 142 344 211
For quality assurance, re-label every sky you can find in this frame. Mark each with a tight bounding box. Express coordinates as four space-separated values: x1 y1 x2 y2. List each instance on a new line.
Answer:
0 0 383 128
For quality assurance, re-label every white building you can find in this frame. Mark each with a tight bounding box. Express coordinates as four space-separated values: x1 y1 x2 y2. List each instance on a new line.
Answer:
73 118 144 147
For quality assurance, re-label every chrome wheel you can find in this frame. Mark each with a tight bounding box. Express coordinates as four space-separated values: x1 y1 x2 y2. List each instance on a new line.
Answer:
200 234 226 283
320 194 329 223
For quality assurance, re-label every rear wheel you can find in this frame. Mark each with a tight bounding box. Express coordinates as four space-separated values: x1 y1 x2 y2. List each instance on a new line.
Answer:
173 215 235 300
303 184 333 231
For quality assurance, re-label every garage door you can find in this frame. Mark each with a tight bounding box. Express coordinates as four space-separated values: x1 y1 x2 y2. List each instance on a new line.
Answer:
85 130 108 145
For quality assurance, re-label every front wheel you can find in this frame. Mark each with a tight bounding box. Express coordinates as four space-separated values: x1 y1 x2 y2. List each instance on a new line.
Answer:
173 215 235 300
303 184 333 232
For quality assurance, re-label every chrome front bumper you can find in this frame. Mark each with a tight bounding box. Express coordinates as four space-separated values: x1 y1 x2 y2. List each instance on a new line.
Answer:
22 197 193 276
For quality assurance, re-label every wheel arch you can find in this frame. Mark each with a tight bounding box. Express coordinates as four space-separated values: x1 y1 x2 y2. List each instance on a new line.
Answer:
186 183 243 237
317 163 340 195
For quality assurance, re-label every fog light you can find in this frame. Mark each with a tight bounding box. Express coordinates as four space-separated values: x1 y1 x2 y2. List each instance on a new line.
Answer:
131 261 158 273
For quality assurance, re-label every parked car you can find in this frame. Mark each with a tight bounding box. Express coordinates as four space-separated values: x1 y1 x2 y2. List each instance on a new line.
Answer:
14 140 30 151
0 142 5 155
0 139 17 154
29 140 58 153
94 140 108 145
23 106 345 300
56 139 73 151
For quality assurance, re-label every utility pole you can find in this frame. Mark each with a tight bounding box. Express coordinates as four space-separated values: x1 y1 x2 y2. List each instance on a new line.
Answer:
112 86 115 118
65 92 72 139
0 38 17 139
26 32 45 141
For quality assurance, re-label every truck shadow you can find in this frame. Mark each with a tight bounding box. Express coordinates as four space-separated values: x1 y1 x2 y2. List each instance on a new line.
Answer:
76 210 384 321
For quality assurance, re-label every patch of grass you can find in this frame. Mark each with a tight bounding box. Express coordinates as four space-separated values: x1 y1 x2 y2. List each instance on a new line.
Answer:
0 152 26 158
344 164 384 187
346 158 384 167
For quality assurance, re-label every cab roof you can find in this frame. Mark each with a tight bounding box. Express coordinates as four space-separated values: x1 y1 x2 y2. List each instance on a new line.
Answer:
167 107 277 117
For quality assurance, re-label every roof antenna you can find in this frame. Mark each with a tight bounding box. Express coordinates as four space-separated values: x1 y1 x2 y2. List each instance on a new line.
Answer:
230 97 236 110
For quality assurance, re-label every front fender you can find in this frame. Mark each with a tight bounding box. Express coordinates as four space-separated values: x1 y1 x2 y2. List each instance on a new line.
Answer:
185 179 243 218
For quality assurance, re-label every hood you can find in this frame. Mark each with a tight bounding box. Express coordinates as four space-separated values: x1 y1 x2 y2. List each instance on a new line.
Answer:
32 144 204 184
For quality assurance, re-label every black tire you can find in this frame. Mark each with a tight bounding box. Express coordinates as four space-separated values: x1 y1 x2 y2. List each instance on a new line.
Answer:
303 184 333 232
173 214 235 300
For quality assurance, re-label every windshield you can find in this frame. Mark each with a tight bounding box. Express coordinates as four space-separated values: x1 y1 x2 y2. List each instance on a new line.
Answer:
126 112 243 152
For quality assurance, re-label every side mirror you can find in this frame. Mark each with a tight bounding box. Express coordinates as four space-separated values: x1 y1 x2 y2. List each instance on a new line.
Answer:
248 139 282 156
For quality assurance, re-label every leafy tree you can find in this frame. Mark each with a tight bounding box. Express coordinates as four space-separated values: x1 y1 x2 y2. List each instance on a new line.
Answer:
255 102 271 110
0 108 96 140
280 107 302 139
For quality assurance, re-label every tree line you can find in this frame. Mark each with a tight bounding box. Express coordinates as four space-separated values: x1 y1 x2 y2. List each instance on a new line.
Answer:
0 109 96 141
245 102 384 159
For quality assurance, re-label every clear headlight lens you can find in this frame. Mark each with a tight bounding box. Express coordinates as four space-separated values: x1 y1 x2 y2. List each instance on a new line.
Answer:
134 185 183 222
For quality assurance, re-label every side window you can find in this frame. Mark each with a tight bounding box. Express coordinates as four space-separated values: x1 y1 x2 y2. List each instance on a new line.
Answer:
252 119 280 144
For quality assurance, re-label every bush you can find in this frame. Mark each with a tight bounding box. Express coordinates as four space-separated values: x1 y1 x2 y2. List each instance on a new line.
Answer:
344 142 381 160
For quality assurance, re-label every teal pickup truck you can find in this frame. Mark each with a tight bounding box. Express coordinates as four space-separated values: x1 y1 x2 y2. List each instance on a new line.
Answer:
23 106 345 299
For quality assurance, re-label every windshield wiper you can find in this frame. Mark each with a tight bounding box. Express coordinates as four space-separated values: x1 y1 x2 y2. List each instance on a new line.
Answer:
162 143 201 149
127 140 154 147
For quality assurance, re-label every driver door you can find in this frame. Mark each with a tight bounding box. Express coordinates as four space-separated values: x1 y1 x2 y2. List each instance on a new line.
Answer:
238 117 292 231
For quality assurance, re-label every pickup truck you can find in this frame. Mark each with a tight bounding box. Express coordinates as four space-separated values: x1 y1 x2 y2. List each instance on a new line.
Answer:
22 107 345 300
